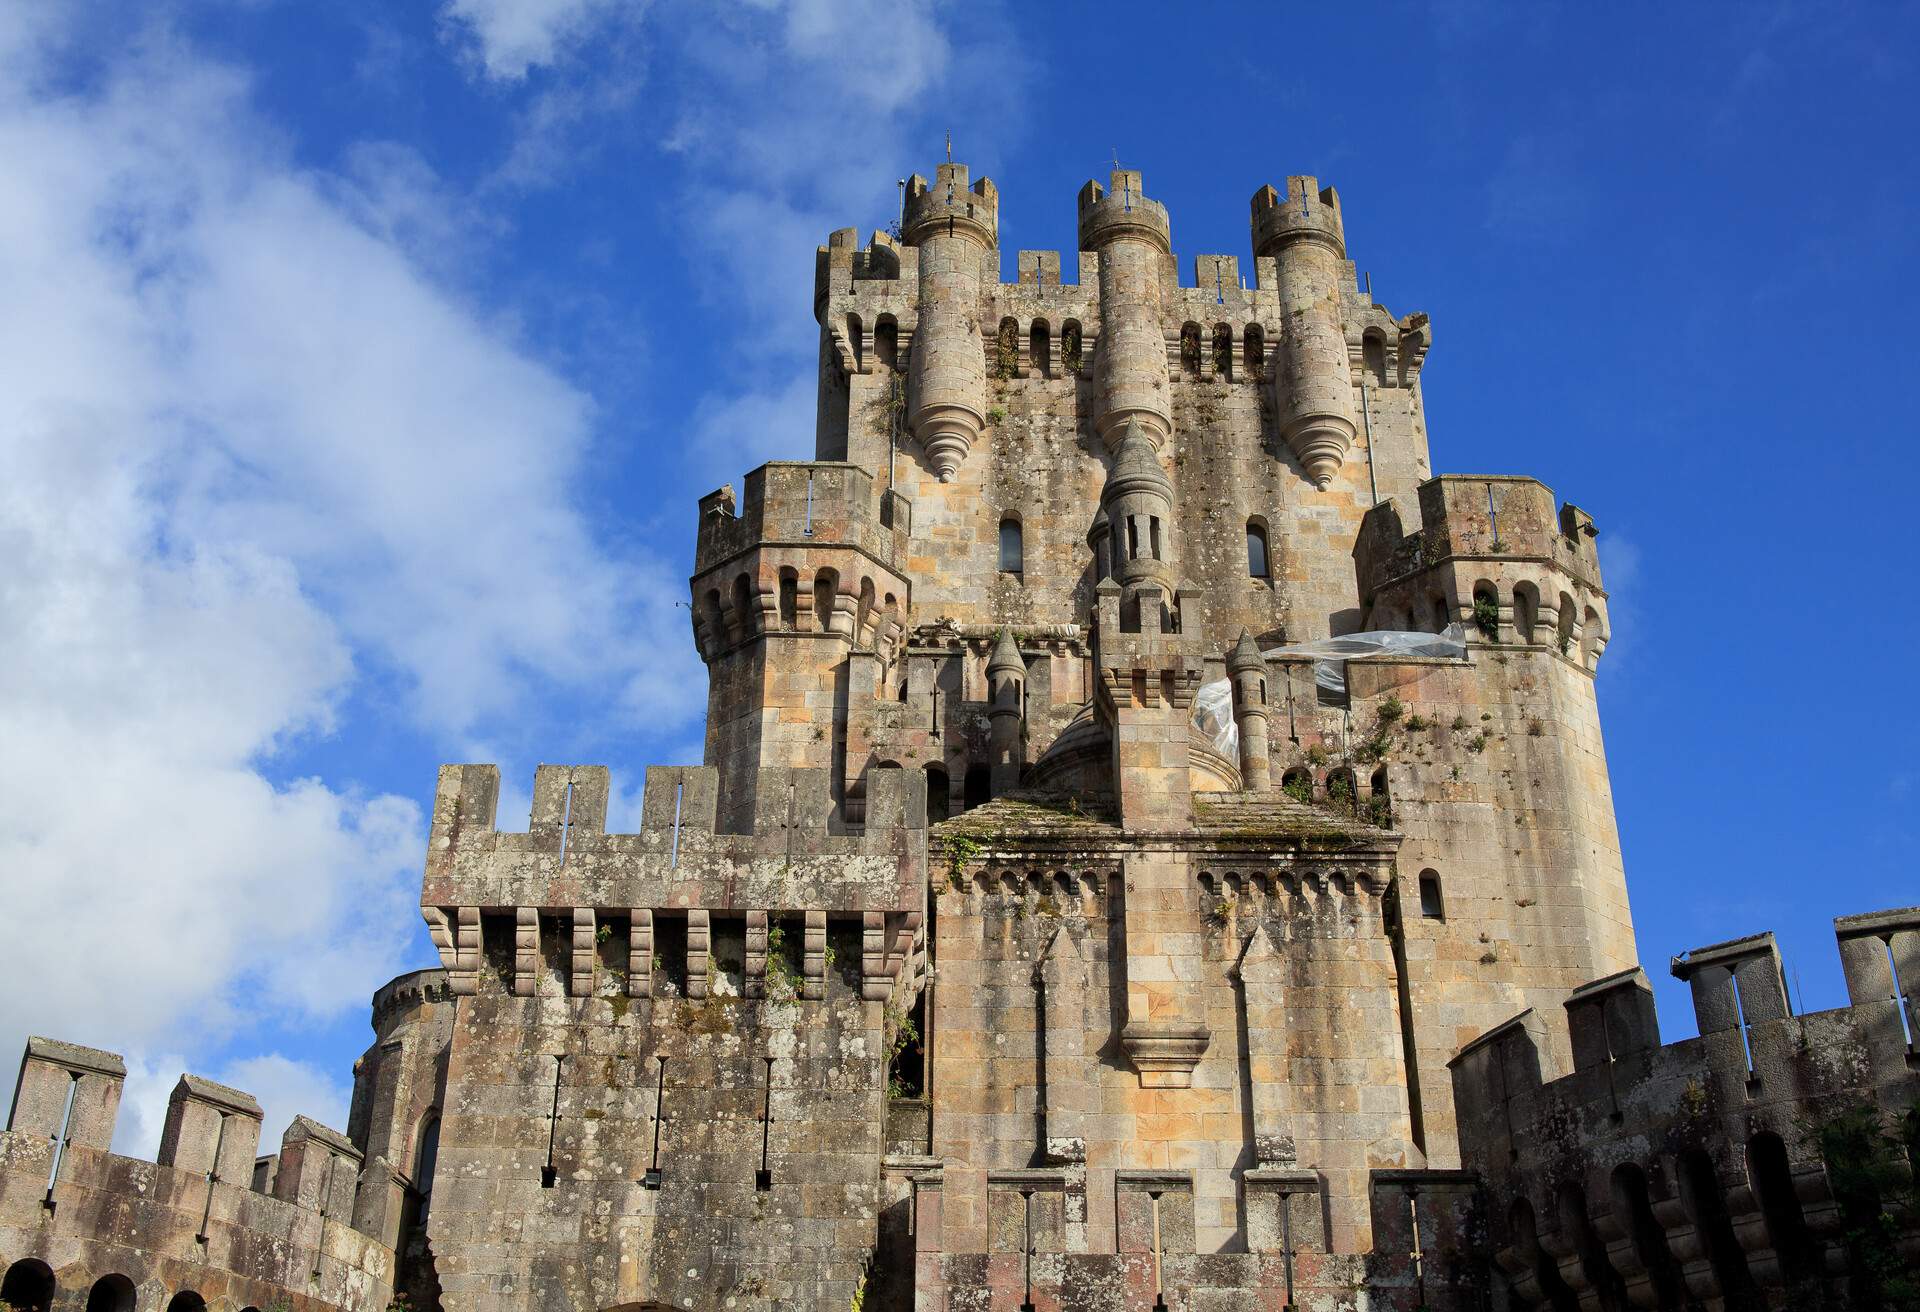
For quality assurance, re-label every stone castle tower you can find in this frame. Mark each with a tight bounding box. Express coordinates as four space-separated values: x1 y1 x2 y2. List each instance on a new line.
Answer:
4 164 1915 1312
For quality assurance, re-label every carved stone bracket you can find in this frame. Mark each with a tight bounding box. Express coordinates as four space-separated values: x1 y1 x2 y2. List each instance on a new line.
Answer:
1119 1021 1211 1089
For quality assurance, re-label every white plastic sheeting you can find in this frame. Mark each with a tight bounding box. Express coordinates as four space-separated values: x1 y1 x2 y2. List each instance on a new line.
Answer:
1190 627 1467 760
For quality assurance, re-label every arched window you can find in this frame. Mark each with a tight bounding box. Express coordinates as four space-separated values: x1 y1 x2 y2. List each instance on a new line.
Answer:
1179 323 1202 377
1243 324 1265 374
813 569 839 635
998 517 1023 574
856 575 877 641
1326 767 1357 812
1418 870 1444 920
845 312 864 372
414 1111 442 1218
1512 581 1540 645
1583 605 1604 668
924 764 950 824
1212 323 1233 378
2 1261 55 1312
1029 319 1051 377
165 1295 208 1312
875 314 898 369
1556 591 1577 655
1363 330 1387 386
730 573 754 639
1061 320 1084 374
777 568 799 630
1556 1182 1627 1309
1246 520 1270 578
1508 1199 1579 1312
85 1276 136 1312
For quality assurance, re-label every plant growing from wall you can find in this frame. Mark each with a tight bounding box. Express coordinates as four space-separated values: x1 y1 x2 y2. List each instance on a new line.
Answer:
1472 592 1499 639
884 1003 921 1099
1282 773 1313 804
764 923 803 1002
1803 1101 1920 1310
1305 743 1329 767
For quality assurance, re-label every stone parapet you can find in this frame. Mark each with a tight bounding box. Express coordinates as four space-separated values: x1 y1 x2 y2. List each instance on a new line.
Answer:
1450 905 1920 1310
0 1040 392 1312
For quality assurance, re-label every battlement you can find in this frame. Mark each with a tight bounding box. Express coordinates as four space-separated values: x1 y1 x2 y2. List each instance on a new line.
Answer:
370 966 453 1038
1353 475 1609 663
813 226 911 317
1450 905 1920 1310
1250 176 1345 257
1 1039 390 1310
694 461 908 575
1077 168 1172 253
902 163 997 246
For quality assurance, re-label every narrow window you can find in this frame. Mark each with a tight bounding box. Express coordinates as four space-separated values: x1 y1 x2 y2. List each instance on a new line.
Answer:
1363 331 1387 386
1061 320 1083 374
875 315 898 369
925 764 950 824
1244 324 1264 374
1127 516 1140 561
1179 323 1202 377
1418 870 1444 920
998 517 1023 573
1029 319 1050 377
1212 324 1232 378
1149 516 1162 561
1246 521 1270 578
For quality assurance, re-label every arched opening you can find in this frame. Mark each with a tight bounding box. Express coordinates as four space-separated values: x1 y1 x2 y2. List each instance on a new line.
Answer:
1431 593 1452 634
856 576 877 643
702 587 726 649
1179 322 1202 377
414 1112 442 1215
1029 318 1051 377
1 1262 54 1312
1418 869 1444 920
845 312 864 372
1281 767 1312 804
1609 1163 1683 1311
1509 1198 1579 1312
165 1294 208 1312
998 516 1023 574
1211 323 1233 379
1246 519 1270 578
1513 581 1540 645
813 569 839 635
924 764 950 824
1325 767 1357 813
85 1276 137 1312
1676 1149 1758 1305
994 317 1020 379
1061 320 1083 374
730 573 754 640
875 314 898 370
1556 1180 1628 1310
777 568 799 630
1556 591 1577 656
1243 324 1264 374
1583 605 1604 668
1363 330 1388 386
962 765 991 812
887 993 926 1099
1747 1131 1815 1284
1368 766 1391 826
1472 581 1500 640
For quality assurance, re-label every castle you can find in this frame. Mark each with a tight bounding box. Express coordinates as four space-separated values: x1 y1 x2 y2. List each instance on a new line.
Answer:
3 163 1916 1312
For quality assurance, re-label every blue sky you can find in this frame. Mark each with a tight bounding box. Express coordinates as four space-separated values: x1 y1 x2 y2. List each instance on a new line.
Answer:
2 0 1914 1154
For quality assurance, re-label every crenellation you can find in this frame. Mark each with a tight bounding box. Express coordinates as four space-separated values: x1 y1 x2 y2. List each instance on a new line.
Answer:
17 157 1868 1312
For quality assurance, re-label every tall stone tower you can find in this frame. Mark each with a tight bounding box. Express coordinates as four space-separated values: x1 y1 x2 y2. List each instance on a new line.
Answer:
16 162 1906 1312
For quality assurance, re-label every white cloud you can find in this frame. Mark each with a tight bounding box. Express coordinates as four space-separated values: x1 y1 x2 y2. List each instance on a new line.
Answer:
0 11 698 1074
113 1051 352 1160
438 0 631 81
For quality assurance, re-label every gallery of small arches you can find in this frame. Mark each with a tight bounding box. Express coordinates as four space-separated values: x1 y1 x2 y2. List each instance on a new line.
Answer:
0 1263 270 1312
1364 579 1606 666
1500 1131 1872 1312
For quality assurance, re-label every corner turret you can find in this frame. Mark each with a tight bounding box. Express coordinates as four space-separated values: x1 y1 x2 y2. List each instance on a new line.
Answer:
904 162 996 482
1252 177 1359 487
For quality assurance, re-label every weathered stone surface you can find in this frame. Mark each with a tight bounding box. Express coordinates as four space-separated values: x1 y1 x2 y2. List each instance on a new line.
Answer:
8 159 1910 1312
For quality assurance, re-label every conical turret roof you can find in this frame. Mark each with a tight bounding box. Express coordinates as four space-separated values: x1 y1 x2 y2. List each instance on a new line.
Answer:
988 628 1025 677
1101 419 1173 504
1228 628 1264 673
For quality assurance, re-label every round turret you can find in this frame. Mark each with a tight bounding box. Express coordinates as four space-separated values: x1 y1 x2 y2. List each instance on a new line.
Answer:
902 164 998 248
1076 171 1172 254
1100 420 1176 595
1080 169 1175 451
1250 177 1346 259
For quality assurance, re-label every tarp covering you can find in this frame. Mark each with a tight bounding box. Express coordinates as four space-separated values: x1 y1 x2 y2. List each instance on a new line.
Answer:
1191 627 1467 759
